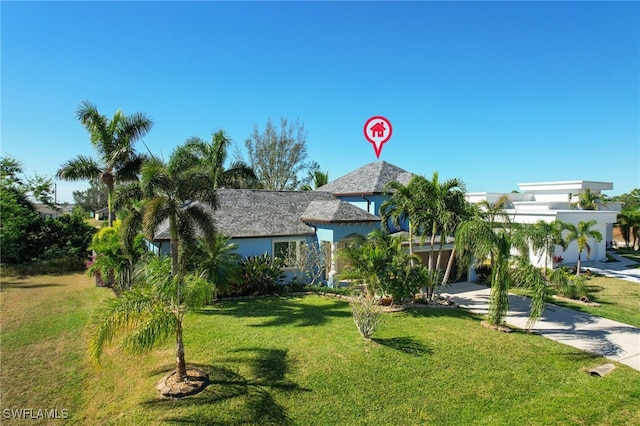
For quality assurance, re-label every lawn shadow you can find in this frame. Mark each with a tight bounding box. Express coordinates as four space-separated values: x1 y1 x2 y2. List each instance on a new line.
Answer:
0 281 64 291
404 305 484 321
197 295 351 327
372 336 433 357
143 347 310 425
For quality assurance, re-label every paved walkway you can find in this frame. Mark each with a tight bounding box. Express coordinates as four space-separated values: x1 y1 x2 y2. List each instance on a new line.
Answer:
576 252 640 283
441 281 640 372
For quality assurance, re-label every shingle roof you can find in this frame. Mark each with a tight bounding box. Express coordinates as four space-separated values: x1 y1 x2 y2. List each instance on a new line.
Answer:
153 190 338 240
316 161 414 195
301 199 380 223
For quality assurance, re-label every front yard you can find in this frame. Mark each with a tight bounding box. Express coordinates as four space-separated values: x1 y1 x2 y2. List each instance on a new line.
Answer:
1 273 639 425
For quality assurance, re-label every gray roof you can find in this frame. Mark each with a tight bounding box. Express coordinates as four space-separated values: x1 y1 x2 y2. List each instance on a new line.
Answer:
301 199 380 223
154 189 339 240
316 161 414 195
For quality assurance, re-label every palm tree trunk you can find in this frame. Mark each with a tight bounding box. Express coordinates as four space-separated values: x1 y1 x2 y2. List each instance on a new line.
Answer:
441 246 456 286
576 252 582 277
408 221 414 267
169 214 179 276
175 318 187 381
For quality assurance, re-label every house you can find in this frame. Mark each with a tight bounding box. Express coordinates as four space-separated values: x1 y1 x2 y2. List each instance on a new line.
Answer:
369 121 386 138
148 161 619 284
149 162 415 282
94 207 116 221
34 203 62 219
467 180 621 269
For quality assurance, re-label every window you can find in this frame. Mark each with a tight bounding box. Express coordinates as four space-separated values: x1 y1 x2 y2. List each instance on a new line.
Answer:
273 239 303 268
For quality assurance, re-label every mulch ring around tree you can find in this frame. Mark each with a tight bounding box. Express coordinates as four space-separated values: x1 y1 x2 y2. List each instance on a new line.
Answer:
156 367 209 398
480 320 513 333
552 295 601 307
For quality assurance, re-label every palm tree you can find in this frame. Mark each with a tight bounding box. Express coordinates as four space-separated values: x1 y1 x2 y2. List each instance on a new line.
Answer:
456 207 513 326
380 178 422 265
189 232 242 299
570 188 607 210
300 170 329 190
141 145 217 277
135 143 220 381
563 220 603 276
113 182 148 288
527 220 567 275
57 101 153 226
89 256 211 383
455 196 547 328
617 210 640 249
337 229 423 302
178 130 259 189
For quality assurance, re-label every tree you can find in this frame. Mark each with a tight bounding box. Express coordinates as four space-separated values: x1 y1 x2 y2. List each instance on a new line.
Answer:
135 143 220 381
527 220 567 275
87 221 147 291
570 188 607 210
338 229 424 302
1 155 55 205
244 118 315 190
73 179 109 214
57 101 153 226
455 197 547 328
188 232 242 299
563 220 603 276
300 170 329 191
380 178 421 265
1 155 94 268
89 256 211 383
178 130 260 189
617 210 640 249
141 145 217 277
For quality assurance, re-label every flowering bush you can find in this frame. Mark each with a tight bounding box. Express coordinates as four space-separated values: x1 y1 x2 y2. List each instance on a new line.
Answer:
553 256 564 265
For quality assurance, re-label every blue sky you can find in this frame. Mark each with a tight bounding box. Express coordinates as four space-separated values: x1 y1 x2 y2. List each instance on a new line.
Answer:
2 1 638 203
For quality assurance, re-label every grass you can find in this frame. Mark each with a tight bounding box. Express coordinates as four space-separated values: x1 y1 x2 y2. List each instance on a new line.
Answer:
2 274 640 425
616 248 640 267
549 275 640 328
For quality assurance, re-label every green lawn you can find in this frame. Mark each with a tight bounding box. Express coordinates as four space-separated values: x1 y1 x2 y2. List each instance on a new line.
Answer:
550 275 640 328
2 274 640 425
616 248 640 267
512 275 640 328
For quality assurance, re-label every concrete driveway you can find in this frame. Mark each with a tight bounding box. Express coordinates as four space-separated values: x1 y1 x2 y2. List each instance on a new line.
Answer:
441 281 640 372
577 252 640 284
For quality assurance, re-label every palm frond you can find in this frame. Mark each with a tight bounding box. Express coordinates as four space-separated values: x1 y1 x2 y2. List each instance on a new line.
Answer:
88 287 160 365
56 156 102 181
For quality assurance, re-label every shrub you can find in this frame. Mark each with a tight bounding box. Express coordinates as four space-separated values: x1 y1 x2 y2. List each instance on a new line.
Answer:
351 296 382 340
237 253 285 296
549 267 589 299
475 264 492 284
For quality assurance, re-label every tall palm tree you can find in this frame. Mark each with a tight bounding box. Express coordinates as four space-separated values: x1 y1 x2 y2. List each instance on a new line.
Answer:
178 130 259 189
563 220 603 276
57 101 153 226
380 178 423 265
617 210 640 249
89 256 211 383
138 144 219 381
570 188 607 210
455 197 546 328
455 207 513 326
113 182 148 288
527 220 567 275
141 147 217 277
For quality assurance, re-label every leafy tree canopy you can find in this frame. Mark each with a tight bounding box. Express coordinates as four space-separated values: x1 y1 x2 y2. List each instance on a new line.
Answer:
243 118 318 190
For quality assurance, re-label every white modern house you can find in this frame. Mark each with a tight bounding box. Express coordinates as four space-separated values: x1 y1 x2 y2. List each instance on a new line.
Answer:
468 180 622 269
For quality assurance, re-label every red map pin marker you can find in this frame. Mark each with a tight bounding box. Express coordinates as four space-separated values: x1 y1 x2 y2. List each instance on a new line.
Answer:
364 116 392 158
